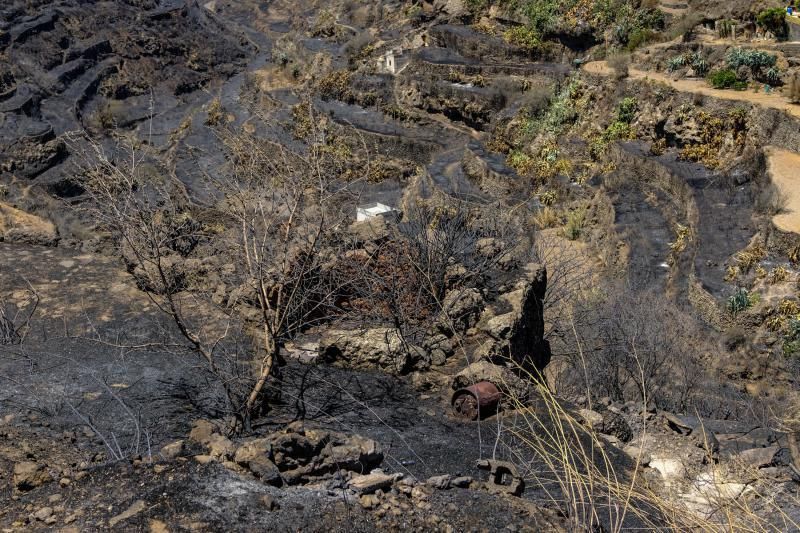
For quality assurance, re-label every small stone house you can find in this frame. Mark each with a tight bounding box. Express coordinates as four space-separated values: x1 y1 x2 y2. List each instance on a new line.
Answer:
376 48 410 75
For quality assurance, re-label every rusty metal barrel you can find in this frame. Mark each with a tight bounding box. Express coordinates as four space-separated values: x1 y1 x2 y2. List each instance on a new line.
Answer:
451 381 501 420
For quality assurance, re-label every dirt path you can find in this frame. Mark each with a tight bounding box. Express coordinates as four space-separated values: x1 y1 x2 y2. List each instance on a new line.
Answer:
583 61 800 119
766 146 800 234
658 0 688 16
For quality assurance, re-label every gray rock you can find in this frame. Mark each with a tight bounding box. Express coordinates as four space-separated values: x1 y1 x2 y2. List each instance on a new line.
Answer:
243 424 384 486
577 409 604 428
233 438 272 465
439 288 485 334
599 411 633 443
451 476 473 488
349 469 397 494
13 461 52 491
737 446 780 468
188 419 217 445
430 348 448 366
359 493 381 509
160 440 185 460
691 426 720 461
426 474 452 490
319 328 412 374
207 434 236 460
234 437 282 484
33 507 53 521
622 445 651 466
773 447 793 467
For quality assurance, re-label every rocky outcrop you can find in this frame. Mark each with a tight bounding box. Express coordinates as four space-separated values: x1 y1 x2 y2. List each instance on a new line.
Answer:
0 203 58 246
475 262 550 373
428 25 525 62
319 328 417 374
313 262 549 379
396 77 505 130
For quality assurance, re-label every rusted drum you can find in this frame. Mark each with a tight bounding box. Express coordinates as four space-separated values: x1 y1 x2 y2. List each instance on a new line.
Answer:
451 381 502 420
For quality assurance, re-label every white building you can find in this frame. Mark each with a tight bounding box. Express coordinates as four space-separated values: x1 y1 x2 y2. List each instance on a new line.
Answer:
376 48 410 75
356 202 400 222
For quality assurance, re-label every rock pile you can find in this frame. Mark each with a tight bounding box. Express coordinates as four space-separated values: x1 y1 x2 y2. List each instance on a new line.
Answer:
182 420 384 487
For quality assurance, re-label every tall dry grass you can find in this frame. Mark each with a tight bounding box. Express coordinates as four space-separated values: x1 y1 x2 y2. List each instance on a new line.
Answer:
487 343 800 531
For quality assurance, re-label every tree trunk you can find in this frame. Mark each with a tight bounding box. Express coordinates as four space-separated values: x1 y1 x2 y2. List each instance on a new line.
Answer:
244 326 277 419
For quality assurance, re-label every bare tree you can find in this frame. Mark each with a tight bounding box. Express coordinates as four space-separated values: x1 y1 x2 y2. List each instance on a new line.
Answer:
209 117 362 418
69 103 366 430
531 231 593 344
561 286 704 409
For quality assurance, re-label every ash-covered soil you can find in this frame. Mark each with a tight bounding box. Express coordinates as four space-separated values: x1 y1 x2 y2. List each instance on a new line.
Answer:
4 0 800 530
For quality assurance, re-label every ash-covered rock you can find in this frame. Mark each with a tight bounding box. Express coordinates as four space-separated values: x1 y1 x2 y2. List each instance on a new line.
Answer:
189 420 384 487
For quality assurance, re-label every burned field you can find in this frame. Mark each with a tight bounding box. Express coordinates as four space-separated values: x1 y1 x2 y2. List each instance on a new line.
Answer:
4 0 800 531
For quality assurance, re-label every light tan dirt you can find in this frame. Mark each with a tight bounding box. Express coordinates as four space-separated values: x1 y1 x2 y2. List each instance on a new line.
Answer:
765 146 800 234
583 61 800 119
658 0 688 16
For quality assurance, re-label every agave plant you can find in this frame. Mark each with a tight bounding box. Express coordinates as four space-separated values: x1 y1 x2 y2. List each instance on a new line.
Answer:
727 287 753 316
690 52 708 76
726 47 777 70
765 66 782 85
666 54 686 72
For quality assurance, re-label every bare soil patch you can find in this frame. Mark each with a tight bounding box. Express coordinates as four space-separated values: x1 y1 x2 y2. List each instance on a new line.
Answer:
766 146 800 234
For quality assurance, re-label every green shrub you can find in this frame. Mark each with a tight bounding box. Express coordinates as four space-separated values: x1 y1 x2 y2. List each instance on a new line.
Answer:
540 79 580 134
602 121 633 141
588 136 607 159
504 26 541 51
757 7 789 41
708 69 738 89
626 28 656 51
783 318 800 356
691 53 709 76
613 4 665 46
616 97 637 123
592 0 617 27
507 150 534 174
466 0 488 13
634 6 665 31
765 66 783 85
784 338 800 357
521 0 559 36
